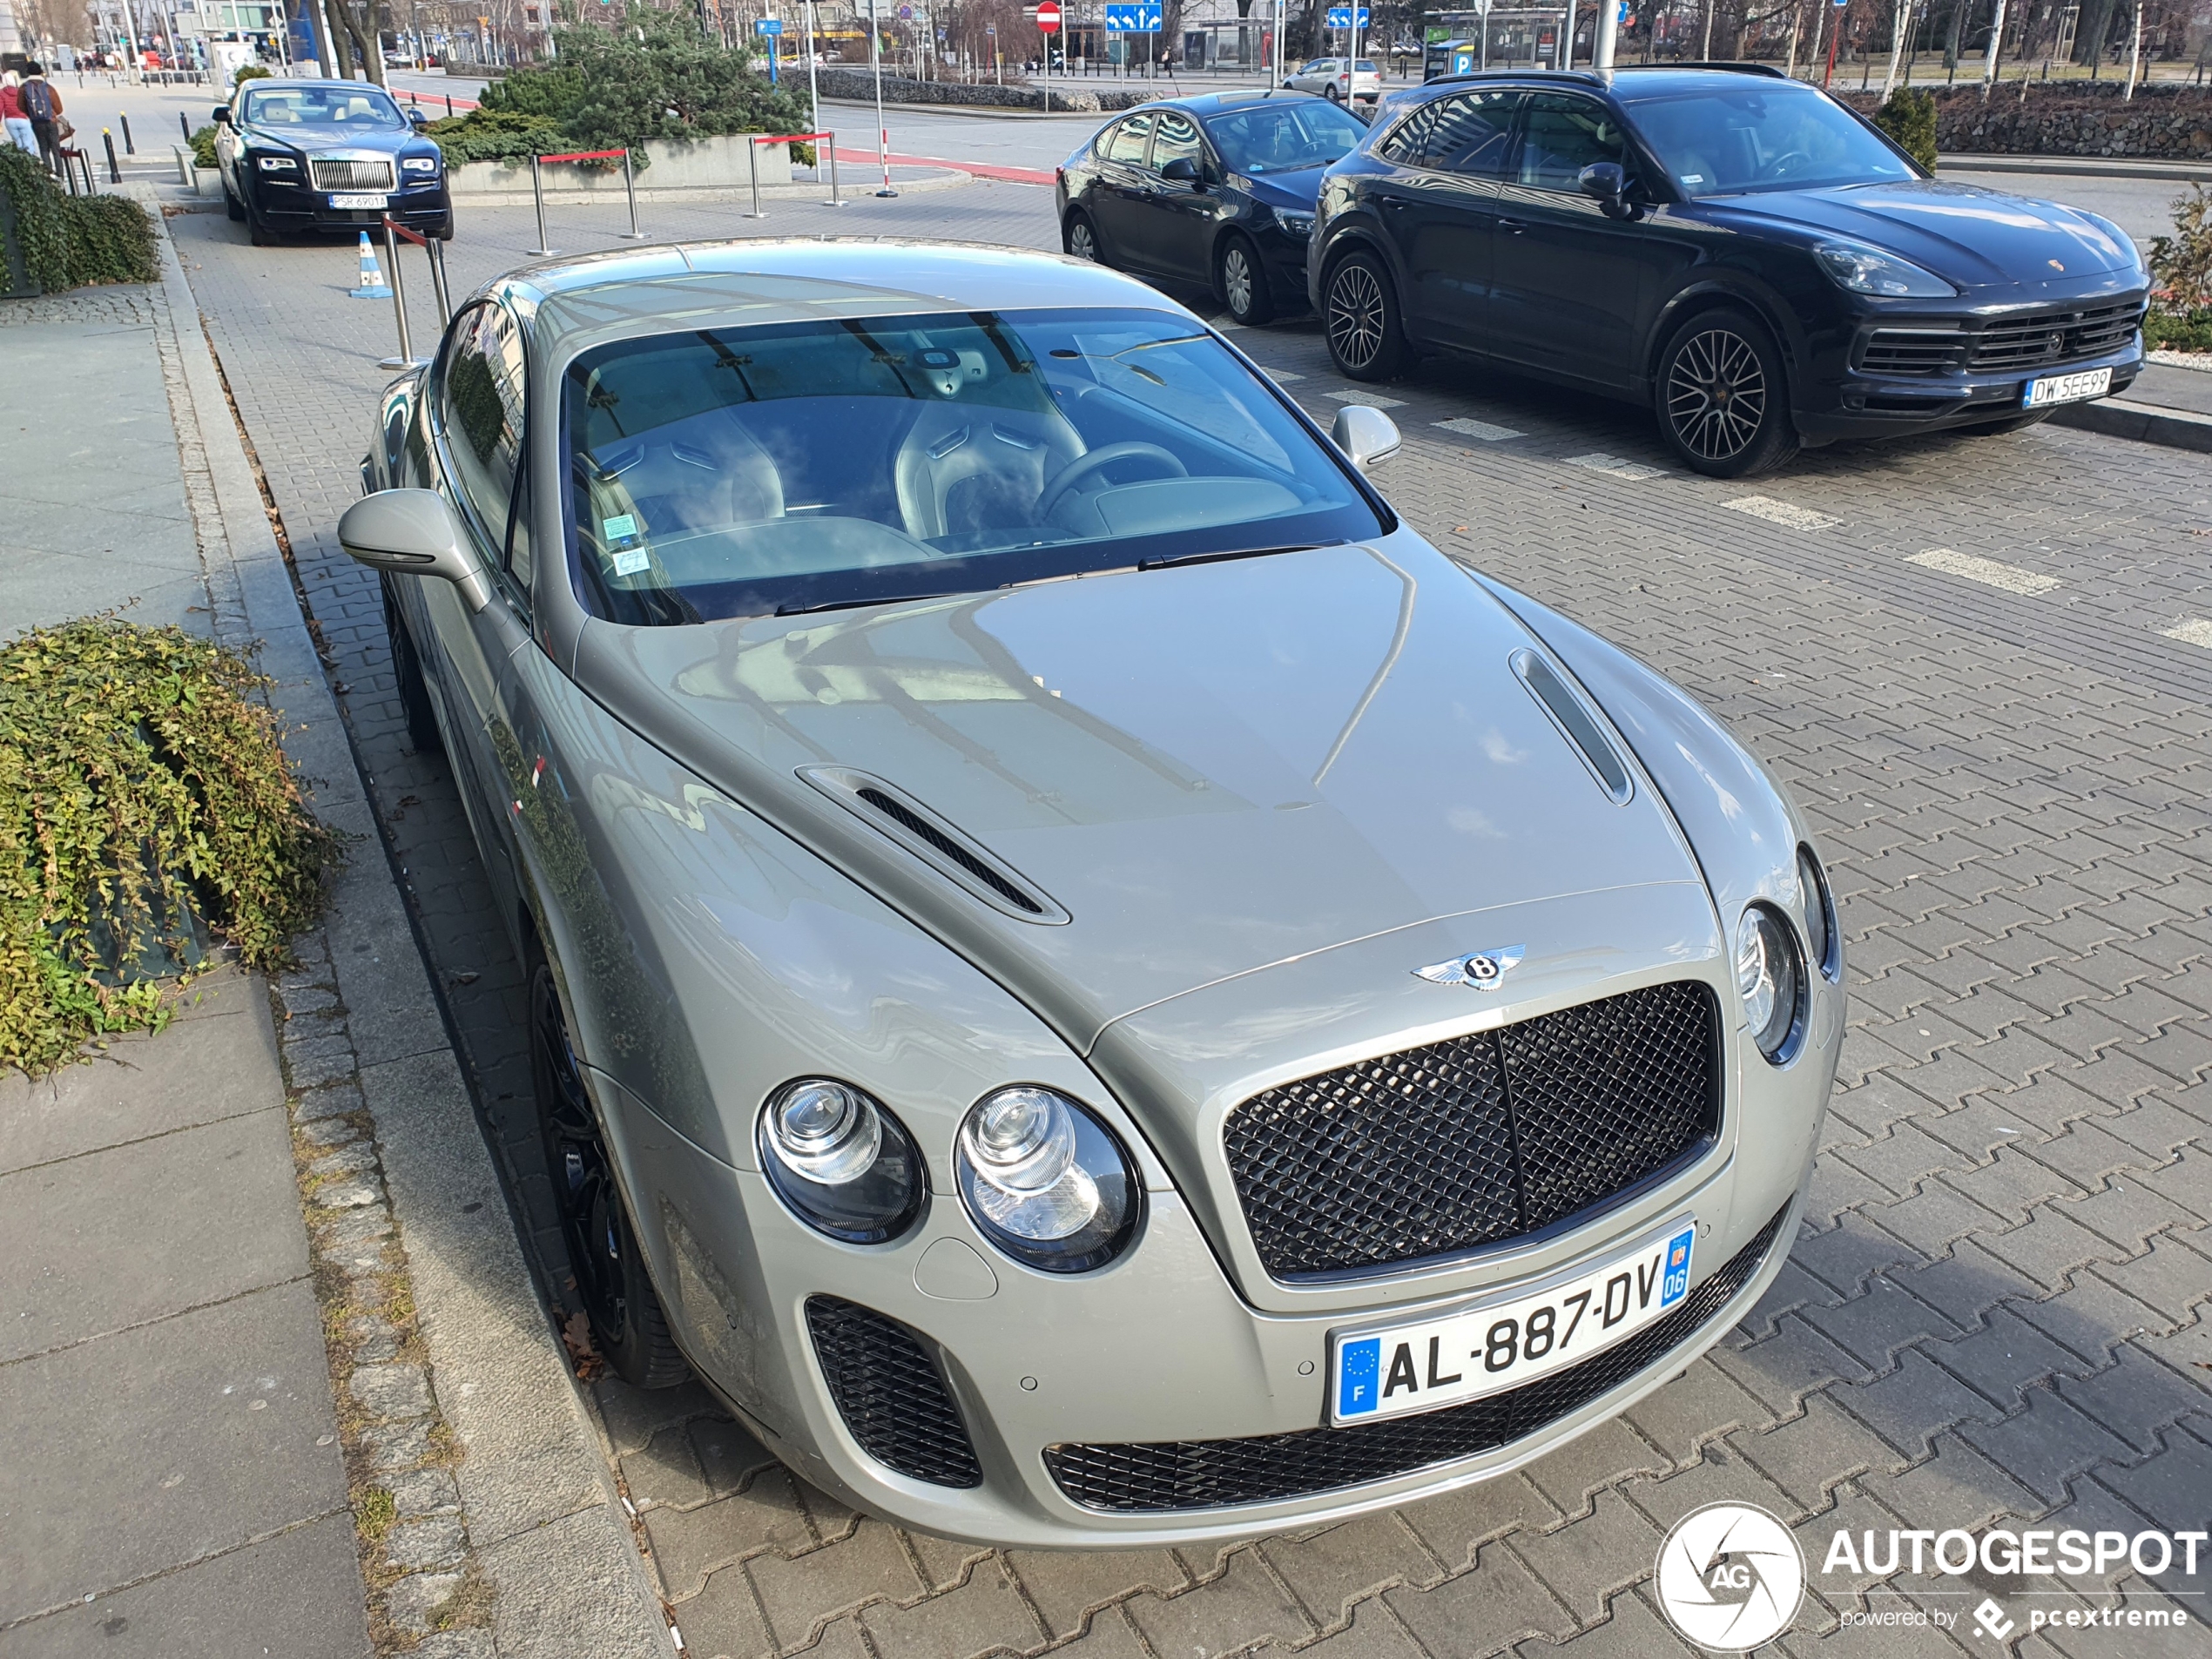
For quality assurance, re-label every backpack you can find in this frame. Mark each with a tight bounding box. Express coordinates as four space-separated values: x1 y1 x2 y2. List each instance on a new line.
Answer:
21 79 56 123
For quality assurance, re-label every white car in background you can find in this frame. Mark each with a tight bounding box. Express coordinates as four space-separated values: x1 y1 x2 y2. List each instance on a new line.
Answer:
1282 56 1380 109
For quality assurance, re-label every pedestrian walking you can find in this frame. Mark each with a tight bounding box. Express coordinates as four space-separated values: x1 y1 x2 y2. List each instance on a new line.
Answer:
0 72 36 154
17 63 67 176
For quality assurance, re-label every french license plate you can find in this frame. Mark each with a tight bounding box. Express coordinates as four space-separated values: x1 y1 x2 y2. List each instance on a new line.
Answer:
2023 366 2110 408
1331 1217 1696 1426
331 192 389 210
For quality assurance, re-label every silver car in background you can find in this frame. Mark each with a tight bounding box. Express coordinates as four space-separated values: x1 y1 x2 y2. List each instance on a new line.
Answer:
338 240 1842 1547
1282 56 1383 110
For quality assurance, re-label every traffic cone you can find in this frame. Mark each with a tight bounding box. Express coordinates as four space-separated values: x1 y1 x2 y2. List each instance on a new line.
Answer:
350 232 394 300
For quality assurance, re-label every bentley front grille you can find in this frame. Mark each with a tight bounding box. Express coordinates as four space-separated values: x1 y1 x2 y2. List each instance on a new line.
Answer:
308 156 396 192
1222 980 1720 1279
1045 1200 1791 1512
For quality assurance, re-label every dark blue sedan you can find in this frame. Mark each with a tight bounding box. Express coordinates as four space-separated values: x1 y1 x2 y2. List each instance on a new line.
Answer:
213 78 453 247
1055 91 1369 326
1309 64 2147 476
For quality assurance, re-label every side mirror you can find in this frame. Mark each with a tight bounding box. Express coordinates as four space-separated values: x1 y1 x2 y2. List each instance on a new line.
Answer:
1331 404 1401 471
337 489 493 612
212 105 232 124
1577 160 1632 218
1160 155 1203 187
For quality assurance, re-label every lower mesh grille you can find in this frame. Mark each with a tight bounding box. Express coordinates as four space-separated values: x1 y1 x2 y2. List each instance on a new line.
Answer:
1044 1201 1793 1513
806 1296 982 1488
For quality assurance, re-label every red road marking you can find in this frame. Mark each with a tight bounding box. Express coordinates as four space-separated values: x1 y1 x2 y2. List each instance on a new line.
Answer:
832 147 1055 185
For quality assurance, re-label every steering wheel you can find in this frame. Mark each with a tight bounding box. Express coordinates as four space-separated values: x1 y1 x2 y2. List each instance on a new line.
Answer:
1036 442 1189 521
1762 150 1813 181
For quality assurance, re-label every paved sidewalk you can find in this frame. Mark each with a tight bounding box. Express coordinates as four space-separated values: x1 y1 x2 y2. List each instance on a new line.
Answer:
0 286 370 1657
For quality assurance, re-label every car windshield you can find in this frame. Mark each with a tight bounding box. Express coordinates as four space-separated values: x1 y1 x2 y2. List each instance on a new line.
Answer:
242 84 407 129
1208 100 1368 174
1624 83 1913 197
563 307 1386 624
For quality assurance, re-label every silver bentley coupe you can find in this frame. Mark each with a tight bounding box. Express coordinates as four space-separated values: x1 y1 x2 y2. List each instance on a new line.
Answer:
339 240 1844 1547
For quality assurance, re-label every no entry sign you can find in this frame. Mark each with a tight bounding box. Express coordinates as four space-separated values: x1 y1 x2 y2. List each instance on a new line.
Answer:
1035 1 1061 31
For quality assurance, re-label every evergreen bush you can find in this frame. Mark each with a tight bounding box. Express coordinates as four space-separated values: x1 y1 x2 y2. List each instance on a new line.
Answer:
1872 87 1939 172
0 144 157 292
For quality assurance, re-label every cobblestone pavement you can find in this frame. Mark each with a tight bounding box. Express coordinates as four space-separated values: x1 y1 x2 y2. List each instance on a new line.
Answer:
171 188 2212 1659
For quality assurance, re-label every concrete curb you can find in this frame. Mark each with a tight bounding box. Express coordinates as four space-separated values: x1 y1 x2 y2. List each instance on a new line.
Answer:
2047 393 2212 451
1936 151 2212 181
144 193 674 1659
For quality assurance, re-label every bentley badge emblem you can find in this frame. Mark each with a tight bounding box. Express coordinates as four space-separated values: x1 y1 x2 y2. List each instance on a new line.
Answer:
1414 945 1526 990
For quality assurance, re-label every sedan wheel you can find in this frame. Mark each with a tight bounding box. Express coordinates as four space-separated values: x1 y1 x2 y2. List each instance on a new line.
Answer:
1323 251 1409 382
1217 235 1274 327
1656 307 1798 478
1064 212 1101 264
530 960 688 1389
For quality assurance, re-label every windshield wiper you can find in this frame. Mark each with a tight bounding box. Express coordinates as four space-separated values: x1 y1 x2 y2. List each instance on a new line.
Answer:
775 590 957 617
1138 541 1340 572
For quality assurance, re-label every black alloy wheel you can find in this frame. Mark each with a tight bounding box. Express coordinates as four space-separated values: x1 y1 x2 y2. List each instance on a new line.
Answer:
381 576 443 757
1217 234 1275 327
1323 250 1410 382
530 959 688 1389
1656 307 1798 478
1063 211 1101 264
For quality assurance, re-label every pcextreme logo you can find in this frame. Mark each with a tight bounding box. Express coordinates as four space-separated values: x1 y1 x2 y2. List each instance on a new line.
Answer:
1655 1502 1806 1652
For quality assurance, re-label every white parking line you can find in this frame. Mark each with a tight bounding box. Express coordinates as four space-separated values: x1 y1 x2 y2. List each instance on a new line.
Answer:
1435 417 1524 442
2162 618 2212 649
1905 548 2060 597
1327 391 1406 408
1563 452 1664 480
1267 370 1306 383
1724 496 1838 532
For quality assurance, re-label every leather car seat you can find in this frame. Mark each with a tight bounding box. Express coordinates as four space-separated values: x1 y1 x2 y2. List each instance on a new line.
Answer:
894 402 1084 543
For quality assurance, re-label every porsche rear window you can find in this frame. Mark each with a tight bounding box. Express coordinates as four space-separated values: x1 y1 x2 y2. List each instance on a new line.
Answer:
562 307 1387 624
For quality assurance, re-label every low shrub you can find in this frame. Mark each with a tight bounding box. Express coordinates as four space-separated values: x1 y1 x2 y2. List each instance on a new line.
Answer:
2145 307 2212 354
0 621 341 1075
2148 184 2212 309
0 143 68 292
0 143 157 291
188 123 219 170
1872 86 1939 173
234 63 272 87
425 106 564 165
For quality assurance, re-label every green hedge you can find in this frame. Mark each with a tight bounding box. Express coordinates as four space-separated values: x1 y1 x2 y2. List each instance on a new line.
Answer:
1872 87 1939 173
426 107 565 165
0 144 158 293
189 124 219 170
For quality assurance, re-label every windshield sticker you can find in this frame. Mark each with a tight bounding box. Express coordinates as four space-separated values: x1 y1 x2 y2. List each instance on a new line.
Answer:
1681 173 1705 184
603 513 639 543
612 547 651 577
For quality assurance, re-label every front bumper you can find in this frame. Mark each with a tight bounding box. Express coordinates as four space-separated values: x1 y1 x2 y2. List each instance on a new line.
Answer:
601 964 1838 1545
252 177 451 233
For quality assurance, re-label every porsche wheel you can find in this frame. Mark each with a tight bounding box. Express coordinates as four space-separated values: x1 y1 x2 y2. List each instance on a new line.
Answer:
1323 249 1409 382
530 959 687 1390
1656 307 1798 478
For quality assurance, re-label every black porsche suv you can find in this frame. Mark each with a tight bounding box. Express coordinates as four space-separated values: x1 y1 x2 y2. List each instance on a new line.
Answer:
1307 64 2146 476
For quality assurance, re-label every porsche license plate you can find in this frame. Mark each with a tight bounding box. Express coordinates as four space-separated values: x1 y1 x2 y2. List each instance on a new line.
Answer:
1330 1218 1697 1426
331 192 389 210
2023 367 2109 408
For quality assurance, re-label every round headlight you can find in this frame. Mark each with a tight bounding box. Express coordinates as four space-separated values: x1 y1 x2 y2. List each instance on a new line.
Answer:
956 1087 1140 1273
1797 846 1839 982
1735 905 1805 1063
758 1079 925 1244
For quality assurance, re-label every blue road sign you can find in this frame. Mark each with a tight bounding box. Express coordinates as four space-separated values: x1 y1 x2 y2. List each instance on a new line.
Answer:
1325 6 1370 24
754 16 783 31
1104 3 1163 30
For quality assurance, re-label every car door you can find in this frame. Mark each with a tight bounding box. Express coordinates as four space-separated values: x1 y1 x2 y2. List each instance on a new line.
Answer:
419 298 537 903
1485 91 1653 389
1126 109 1221 282
1089 111 1157 266
1368 90 1522 353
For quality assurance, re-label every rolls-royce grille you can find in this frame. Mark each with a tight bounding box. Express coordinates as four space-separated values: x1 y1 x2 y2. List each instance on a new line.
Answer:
1967 300 2142 373
1223 981 1720 1280
309 157 395 192
1045 1200 1792 1513
805 1296 982 1488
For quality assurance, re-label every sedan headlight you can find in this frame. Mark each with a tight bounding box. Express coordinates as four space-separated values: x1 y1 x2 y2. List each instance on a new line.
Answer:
254 152 299 172
401 156 440 174
956 1087 1139 1272
1813 240 1955 298
1736 905 1806 1063
758 1078 926 1244
1274 207 1315 238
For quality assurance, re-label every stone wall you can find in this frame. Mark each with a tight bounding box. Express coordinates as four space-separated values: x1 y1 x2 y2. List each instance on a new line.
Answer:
1840 82 2212 159
811 64 1156 113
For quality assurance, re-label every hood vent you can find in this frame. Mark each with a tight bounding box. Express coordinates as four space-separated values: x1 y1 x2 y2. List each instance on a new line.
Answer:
799 766 1070 925
1512 650 1634 805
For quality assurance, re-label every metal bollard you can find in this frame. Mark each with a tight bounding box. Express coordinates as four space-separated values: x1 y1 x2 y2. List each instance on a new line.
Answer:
527 154 556 255
427 237 452 325
103 130 121 183
179 111 192 144
745 138 766 219
377 221 422 371
823 132 845 206
120 113 135 154
445 94 453 118
617 147 645 239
